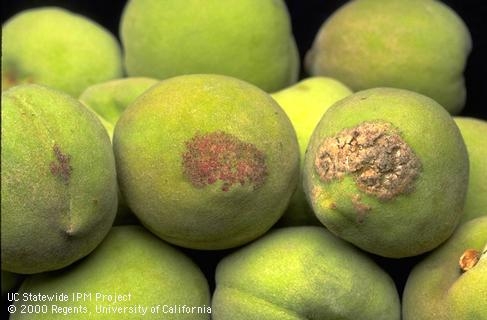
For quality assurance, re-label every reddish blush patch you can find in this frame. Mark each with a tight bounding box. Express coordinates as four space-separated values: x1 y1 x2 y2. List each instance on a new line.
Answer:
50 144 72 184
182 131 267 191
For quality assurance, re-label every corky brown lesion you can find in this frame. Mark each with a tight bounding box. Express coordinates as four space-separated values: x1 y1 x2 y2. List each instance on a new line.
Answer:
50 144 73 185
182 131 268 192
314 121 422 201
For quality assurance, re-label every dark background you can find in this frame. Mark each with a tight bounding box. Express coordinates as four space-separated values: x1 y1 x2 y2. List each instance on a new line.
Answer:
1 0 486 310
2 0 486 120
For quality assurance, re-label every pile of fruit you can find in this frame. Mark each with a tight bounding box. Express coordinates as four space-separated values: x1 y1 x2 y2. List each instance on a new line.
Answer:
2 0 486 319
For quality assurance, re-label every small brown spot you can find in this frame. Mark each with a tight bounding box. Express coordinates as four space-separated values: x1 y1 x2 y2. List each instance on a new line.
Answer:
182 131 268 192
50 144 72 185
459 249 480 272
314 121 422 201
351 194 371 223
2 65 34 88
296 83 311 92
3 70 18 88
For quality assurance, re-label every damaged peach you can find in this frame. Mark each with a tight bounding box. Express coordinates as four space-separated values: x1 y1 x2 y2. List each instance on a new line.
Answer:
303 88 469 258
1 84 118 274
113 74 300 250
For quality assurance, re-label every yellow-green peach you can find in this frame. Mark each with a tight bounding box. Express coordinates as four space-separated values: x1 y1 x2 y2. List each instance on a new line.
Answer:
11 225 211 320
454 117 487 223
305 0 471 114
120 0 299 92
2 7 123 96
79 77 160 225
212 226 400 319
402 217 487 319
271 77 352 226
79 77 159 136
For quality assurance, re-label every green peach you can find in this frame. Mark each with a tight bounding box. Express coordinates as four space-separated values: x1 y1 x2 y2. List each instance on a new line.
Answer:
79 77 159 135
2 7 123 96
303 88 469 258
271 77 352 226
79 77 160 225
402 217 487 319
11 225 211 319
113 74 300 250
212 226 400 319
271 77 353 157
1 84 118 274
454 117 487 223
120 0 299 92
86 111 116 142
305 0 472 114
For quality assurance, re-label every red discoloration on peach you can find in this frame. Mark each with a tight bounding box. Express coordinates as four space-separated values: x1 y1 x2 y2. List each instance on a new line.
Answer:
50 144 72 184
182 131 268 191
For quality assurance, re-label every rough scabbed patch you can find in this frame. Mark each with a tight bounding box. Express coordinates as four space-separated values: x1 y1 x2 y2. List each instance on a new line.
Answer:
314 121 422 201
182 131 268 192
